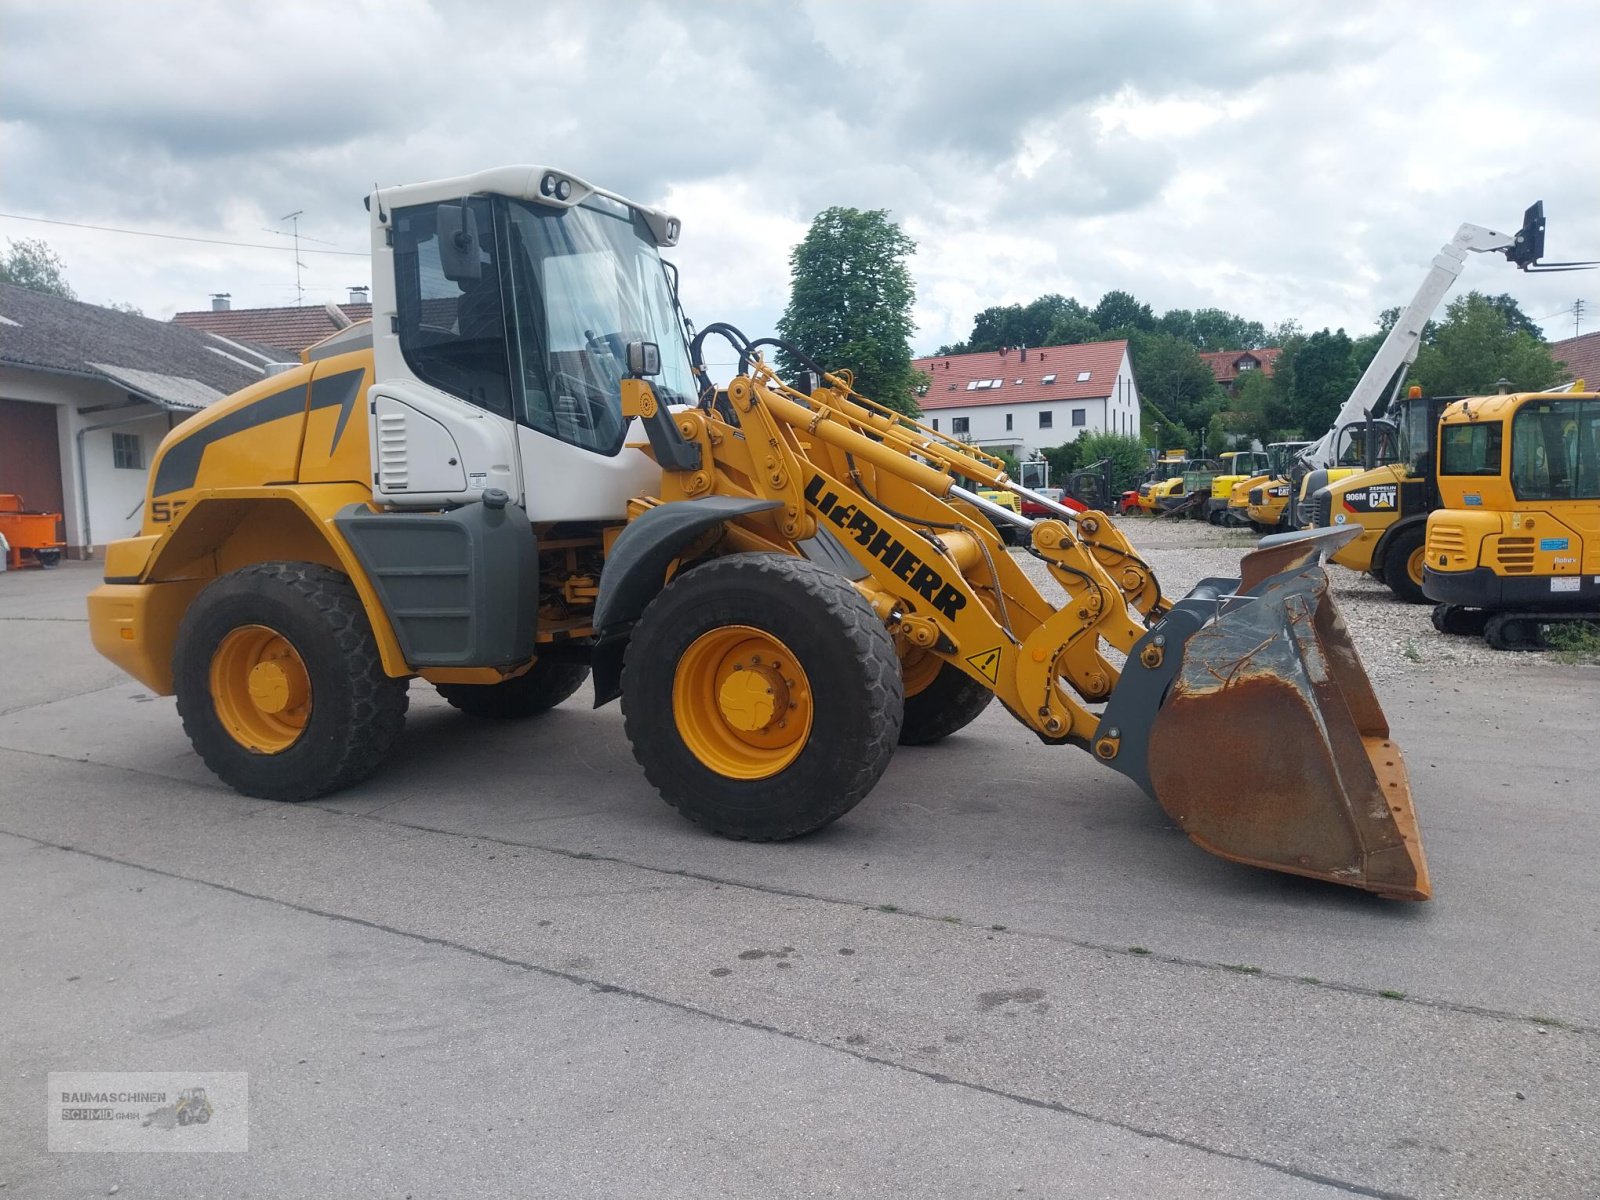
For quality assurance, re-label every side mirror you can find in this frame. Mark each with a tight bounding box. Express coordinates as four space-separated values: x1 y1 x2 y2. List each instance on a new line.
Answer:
436 204 481 282
626 340 661 377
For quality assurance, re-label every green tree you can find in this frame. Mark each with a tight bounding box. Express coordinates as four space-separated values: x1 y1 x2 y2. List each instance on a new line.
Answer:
1092 289 1157 336
1283 328 1360 433
1 238 75 298
1160 307 1268 351
776 208 921 416
1127 330 1223 432
1204 413 1229 458
1070 431 1151 493
1410 292 1560 394
1043 311 1103 346
1039 440 1083 485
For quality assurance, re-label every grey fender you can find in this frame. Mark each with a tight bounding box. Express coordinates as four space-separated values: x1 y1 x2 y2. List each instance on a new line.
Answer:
590 496 781 706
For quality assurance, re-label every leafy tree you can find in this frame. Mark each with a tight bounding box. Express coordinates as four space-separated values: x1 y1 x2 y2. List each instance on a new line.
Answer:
961 294 1088 353
777 208 921 416
1283 328 1360 433
1231 368 1294 443
1070 432 1151 494
1092 289 1157 336
1204 413 1229 458
1127 330 1222 432
106 300 144 316
1482 293 1544 341
1411 293 1560 394
1043 311 1103 346
1161 307 1268 351
1039 440 1083 485
1 238 75 298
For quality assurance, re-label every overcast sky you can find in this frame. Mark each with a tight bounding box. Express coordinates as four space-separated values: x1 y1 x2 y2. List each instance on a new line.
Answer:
3 0 1596 355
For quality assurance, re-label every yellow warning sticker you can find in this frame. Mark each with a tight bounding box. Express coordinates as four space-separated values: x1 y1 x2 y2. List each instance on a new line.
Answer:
965 646 1002 685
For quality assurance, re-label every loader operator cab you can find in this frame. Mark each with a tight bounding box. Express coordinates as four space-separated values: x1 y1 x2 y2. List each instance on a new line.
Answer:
392 192 696 453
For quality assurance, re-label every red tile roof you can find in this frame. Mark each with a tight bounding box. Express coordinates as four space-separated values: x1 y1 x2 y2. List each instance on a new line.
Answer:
914 340 1128 410
173 303 373 355
1199 347 1281 385
1551 331 1600 387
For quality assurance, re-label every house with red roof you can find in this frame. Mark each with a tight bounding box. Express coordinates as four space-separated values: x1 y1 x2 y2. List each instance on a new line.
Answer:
912 340 1139 455
1199 347 1280 396
172 290 372 357
1550 331 1600 389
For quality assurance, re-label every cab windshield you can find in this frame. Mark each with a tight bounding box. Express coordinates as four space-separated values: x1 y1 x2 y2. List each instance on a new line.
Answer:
392 193 695 457
1510 399 1600 499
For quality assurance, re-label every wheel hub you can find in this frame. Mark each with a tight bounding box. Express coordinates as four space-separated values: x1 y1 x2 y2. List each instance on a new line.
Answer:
210 625 311 753
674 626 813 779
717 664 788 732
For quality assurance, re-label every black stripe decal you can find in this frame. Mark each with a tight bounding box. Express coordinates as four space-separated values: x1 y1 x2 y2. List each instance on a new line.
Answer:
148 369 365 497
316 369 366 456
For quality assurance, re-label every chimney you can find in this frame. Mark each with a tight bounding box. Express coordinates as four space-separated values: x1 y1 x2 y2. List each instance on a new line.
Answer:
210 293 231 312
348 286 370 305
1020 345 1028 362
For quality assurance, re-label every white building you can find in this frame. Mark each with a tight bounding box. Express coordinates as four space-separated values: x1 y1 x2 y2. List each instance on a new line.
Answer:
0 284 271 558
913 339 1140 456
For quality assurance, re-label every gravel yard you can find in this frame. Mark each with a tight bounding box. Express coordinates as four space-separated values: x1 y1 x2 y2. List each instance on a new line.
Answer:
1008 515 1578 685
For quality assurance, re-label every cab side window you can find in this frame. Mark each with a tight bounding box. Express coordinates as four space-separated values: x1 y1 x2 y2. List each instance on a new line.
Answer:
392 199 514 420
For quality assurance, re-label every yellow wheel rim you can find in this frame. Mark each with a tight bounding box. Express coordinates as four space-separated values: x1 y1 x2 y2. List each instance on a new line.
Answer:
673 625 813 780
209 624 311 753
1407 545 1426 588
901 646 943 698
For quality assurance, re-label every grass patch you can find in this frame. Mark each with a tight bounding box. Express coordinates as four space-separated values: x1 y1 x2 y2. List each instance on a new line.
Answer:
940 915 961 924
990 924 1007 932
1379 989 1406 1000
1544 620 1600 664
876 904 899 913
1530 1015 1568 1028
1298 975 1321 985
1224 964 1262 975
1402 639 1423 664
1128 946 1151 956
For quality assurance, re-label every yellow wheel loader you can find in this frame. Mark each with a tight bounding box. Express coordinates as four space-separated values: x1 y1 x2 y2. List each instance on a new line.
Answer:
1307 390 1459 603
1425 389 1600 649
1201 450 1270 525
87 165 1430 900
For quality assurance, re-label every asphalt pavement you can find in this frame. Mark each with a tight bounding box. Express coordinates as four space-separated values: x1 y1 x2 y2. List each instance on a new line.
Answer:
1 559 1596 1199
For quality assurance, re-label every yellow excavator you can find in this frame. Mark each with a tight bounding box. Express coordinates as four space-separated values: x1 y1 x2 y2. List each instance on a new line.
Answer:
86 165 1429 900
1426 389 1600 647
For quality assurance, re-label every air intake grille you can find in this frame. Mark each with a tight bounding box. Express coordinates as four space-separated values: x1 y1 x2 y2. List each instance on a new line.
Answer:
1248 487 1264 506
1310 493 1333 529
377 411 408 490
1495 536 1535 574
1427 523 1468 570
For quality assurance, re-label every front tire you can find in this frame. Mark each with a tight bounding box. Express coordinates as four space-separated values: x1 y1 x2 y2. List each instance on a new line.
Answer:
436 658 589 718
622 553 903 840
173 562 409 801
1381 525 1429 604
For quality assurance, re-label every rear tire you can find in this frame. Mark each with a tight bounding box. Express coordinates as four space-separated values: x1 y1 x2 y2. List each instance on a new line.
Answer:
173 562 409 801
622 553 903 840
899 659 993 746
436 659 589 718
1381 525 1429 604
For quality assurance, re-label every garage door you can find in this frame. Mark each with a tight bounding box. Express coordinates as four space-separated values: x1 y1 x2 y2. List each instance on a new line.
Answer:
0 398 65 541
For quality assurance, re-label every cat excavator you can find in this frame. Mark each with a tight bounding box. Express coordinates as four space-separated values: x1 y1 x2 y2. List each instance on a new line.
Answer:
86 165 1430 900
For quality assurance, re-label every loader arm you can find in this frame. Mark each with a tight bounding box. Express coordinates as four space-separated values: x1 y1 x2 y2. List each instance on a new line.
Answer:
633 352 1430 899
